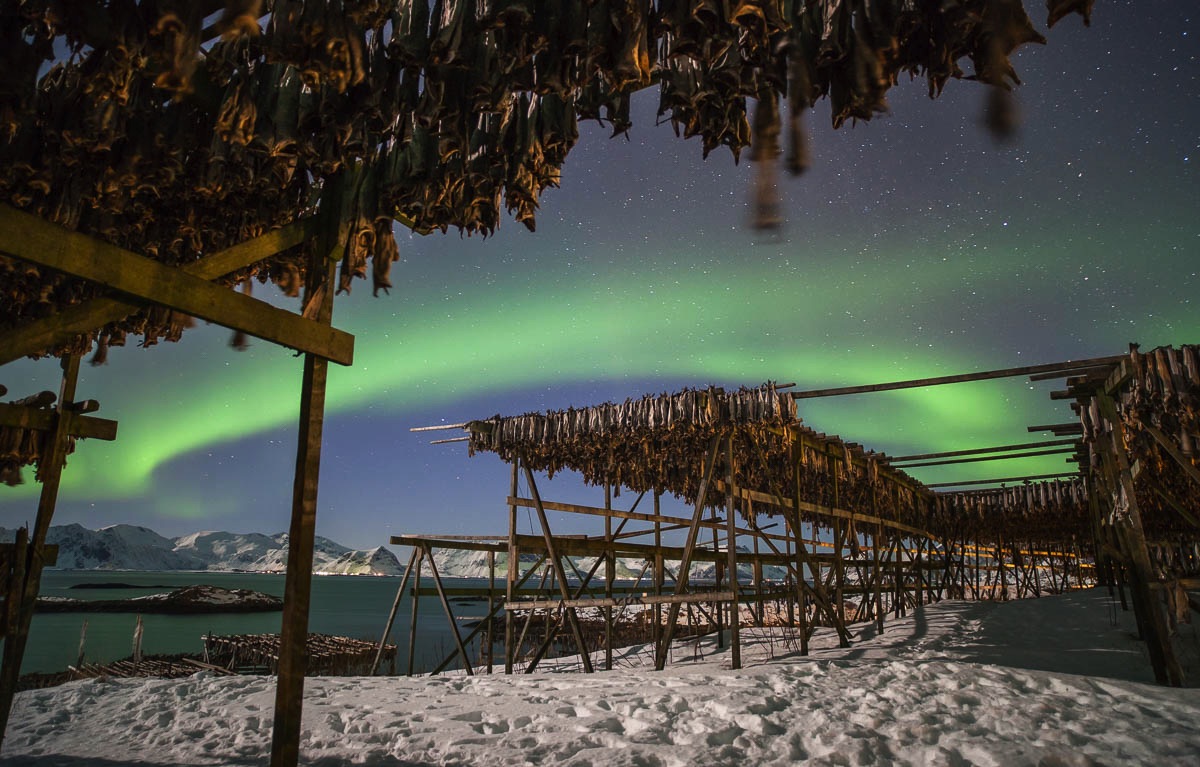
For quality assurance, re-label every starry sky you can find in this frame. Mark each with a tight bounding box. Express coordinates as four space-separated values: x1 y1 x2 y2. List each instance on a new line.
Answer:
2 1 1197 552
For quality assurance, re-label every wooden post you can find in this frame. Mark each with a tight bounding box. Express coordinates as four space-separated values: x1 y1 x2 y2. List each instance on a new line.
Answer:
270 242 338 767
726 434 741 670
604 482 614 671
0 354 80 750
523 467 594 673
423 544 473 675
505 462 519 674
657 435 721 670
793 445 809 654
1096 392 1184 686
486 550 495 673
712 514 724 650
830 448 846 626
654 492 664 653
371 547 418 675
873 518 884 633
407 549 423 676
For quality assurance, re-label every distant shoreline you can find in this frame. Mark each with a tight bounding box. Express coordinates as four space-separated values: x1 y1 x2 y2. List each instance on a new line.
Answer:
35 585 283 614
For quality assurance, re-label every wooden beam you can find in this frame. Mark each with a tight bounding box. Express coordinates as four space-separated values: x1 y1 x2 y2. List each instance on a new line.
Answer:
0 355 79 750
790 355 1124 399
0 403 117 441
888 439 1078 463
712 481 933 539
270 233 339 767
0 217 320 366
0 206 352 365
1027 363 1120 382
506 495 779 542
523 468 594 673
891 447 1076 469
1027 423 1084 435
657 435 721 670
1139 422 1200 490
927 472 1081 488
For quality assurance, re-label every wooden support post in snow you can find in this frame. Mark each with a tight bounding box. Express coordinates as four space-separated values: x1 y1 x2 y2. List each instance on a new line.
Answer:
271 241 338 767
0 354 79 751
726 434 741 670
657 435 722 670
504 463 520 674
523 468 594 673
371 547 418 675
407 549 424 675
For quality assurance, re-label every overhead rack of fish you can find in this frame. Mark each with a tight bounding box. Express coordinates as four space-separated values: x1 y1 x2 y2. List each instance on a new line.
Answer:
465 382 935 532
1077 344 1200 542
1 1 1094 358
932 479 1091 545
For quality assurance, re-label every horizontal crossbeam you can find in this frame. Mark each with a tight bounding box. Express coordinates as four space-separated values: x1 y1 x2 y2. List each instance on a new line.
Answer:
0 207 351 365
0 403 117 441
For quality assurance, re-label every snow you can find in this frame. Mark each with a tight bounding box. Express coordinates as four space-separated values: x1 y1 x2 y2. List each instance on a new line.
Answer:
5 589 1198 766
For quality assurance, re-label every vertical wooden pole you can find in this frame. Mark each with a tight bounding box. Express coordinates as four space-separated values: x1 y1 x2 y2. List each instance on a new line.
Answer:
407 549 423 676
873 520 884 635
270 241 337 767
792 442 809 654
653 492 664 652
725 434 741 670
657 435 721 670
604 482 614 671
1096 393 1183 686
423 545 474 675
712 514 724 649
523 467 594 673
505 461 519 674
0 354 79 750
371 547 418 675
830 451 845 626
486 550 495 673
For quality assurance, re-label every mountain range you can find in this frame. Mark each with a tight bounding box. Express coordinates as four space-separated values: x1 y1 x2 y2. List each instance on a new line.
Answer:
4 524 796 581
0 523 403 576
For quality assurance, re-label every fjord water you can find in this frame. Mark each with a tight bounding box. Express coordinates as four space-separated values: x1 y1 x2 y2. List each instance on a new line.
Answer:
22 570 496 675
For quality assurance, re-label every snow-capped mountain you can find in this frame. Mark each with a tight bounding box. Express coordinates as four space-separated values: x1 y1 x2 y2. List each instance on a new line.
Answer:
431 546 789 581
318 546 405 576
0 524 402 575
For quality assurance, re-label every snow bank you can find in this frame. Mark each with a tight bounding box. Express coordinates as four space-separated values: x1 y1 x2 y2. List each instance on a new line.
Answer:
5 589 1197 766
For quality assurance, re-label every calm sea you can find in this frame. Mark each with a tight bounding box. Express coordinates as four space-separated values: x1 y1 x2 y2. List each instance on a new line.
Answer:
22 570 499 675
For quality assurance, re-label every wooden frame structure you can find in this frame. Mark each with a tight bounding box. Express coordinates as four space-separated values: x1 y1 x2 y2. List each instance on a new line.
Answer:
0 2 1140 763
391 360 1174 677
0 192 357 766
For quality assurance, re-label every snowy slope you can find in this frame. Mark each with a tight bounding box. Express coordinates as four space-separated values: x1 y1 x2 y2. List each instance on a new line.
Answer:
433 546 789 581
5 589 1197 767
318 546 404 576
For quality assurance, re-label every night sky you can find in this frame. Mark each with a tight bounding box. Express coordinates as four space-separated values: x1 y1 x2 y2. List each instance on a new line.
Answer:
2 1 1197 552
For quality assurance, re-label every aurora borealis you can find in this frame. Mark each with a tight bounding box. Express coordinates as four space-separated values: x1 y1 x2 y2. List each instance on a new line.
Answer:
2 1 1196 549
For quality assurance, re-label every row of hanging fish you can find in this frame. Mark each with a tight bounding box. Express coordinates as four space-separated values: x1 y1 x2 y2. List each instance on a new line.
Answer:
469 383 796 449
1 1 1095 357
1074 344 1200 539
931 478 1090 544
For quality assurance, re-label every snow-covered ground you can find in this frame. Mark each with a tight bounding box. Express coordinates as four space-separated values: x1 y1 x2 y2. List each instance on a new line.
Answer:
5 588 1198 766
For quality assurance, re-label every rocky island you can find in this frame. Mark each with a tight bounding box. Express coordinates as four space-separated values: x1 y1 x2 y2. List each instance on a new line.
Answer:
36 584 282 614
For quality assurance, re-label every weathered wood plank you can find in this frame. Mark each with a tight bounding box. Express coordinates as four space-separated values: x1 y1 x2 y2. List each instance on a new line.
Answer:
0 218 319 366
791 355 1122 399
0 403 117 441
0 206 351 365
